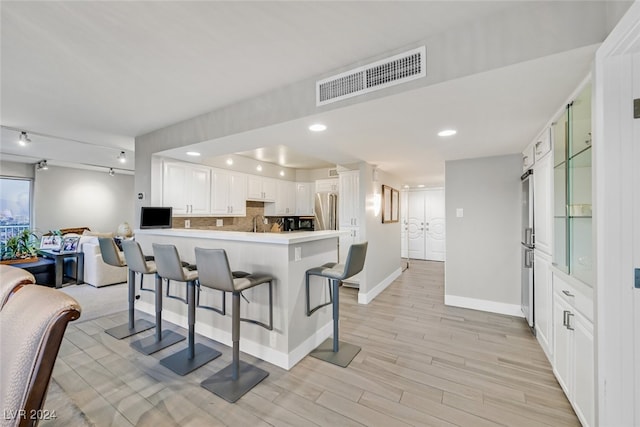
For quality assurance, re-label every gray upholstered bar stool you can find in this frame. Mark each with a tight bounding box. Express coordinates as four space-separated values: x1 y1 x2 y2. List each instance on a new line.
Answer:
126 241 185 355
305 241 368 368
195 247 274 403
153 243 221 376
99 238 155 339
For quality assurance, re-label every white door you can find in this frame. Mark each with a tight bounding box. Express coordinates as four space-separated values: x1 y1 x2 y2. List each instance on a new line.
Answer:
407 191 426 259
401 190 409 258
425 188 446 261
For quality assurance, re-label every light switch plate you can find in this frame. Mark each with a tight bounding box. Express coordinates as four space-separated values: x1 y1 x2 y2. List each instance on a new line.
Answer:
294 247 302 261
456 208 464 218
184 219 190 228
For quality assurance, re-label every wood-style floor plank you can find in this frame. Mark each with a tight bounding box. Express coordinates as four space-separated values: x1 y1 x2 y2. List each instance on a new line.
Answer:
43 260 578 426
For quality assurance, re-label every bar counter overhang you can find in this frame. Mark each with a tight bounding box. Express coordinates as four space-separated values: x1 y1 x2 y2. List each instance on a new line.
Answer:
134 228 344 370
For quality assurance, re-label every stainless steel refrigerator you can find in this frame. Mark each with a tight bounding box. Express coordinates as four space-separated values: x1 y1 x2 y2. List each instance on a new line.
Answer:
521 169 535 330
314 192 338 231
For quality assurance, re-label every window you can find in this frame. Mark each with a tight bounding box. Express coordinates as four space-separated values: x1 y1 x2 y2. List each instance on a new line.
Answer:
0 178 32 245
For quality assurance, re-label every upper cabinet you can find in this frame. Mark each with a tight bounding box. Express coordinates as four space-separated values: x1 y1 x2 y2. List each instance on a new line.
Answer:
247 176 276 202
295 182 315 216
522 143 535 171
264 180 295 216
211 168 247 216
339 170 360 227
162 160 211 216
534 128 553 256
553 83 593 287
316 178 339 193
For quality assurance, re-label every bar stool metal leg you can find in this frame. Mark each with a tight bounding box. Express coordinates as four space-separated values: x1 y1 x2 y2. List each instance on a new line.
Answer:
201 291 269 402
309 278 361 368
105 269 155 339
130 274 185 355
160 280 221 375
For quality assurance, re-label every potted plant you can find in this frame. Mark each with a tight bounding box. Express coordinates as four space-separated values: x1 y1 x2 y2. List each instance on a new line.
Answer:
0 229 39 264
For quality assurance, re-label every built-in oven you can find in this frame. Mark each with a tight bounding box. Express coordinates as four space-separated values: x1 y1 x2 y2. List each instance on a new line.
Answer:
297 217 314 231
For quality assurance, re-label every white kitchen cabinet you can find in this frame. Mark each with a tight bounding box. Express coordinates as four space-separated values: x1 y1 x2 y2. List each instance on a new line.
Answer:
534 250 553 360
247 176 276 201
534 147 553 255
316 178 338 193
339 170 360 227
295 182 314 216
265 180 295 216
552 271 594 427
522 142 534 171
162 160 211 216
211 168 247 216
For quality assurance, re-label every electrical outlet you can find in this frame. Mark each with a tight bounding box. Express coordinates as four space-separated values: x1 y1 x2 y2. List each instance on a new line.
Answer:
294 247 302 261
216 219 223 227
184 219 190 228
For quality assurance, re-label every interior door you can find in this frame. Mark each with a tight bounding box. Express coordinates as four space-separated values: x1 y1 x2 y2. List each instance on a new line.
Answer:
425 188 446 261
407 191 425 259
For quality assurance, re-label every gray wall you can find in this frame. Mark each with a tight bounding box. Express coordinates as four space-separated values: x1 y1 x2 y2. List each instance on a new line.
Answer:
0 160 35 179
33 165 135 234
444 154 521 309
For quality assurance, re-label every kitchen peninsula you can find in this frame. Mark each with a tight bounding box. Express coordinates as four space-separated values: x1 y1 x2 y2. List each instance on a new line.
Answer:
134 228 343 370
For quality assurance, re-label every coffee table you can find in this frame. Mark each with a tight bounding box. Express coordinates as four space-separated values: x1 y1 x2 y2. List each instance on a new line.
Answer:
38 250 84 288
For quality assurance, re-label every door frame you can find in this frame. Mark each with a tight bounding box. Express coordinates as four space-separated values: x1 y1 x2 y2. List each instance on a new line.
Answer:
593 3 640 425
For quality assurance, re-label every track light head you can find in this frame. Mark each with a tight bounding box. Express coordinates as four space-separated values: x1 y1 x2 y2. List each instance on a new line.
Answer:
108 168 115 176
117 151 126 163
36 160 48 171
18 131 31 146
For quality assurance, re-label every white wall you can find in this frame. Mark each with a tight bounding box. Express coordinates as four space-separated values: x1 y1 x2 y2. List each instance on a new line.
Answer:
33 165 134 234
444 154 522 316
0 160 35 179
359 163 403 304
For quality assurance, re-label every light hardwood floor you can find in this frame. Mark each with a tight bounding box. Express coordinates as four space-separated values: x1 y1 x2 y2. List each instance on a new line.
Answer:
43 260 579 426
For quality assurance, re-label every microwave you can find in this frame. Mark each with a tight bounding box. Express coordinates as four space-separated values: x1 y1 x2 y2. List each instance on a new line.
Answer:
297 217 314 231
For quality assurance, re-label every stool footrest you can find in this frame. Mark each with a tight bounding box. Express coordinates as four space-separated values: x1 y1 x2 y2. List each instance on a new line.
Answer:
196 287 226 315
201 360 269 403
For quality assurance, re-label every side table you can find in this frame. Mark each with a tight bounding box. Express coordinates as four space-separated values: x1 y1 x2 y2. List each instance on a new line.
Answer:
38 250 84 288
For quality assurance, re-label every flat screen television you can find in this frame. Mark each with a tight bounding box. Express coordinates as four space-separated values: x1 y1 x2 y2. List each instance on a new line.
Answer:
140 206 173 229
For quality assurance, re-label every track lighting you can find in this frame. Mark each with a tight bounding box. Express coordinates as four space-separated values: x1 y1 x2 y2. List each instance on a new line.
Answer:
36 160 48 171
108 168 115 176
117 151 126 163
18 131 31 146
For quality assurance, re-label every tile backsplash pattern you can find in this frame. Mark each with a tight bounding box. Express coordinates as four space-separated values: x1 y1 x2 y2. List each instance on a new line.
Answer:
171 201 277 232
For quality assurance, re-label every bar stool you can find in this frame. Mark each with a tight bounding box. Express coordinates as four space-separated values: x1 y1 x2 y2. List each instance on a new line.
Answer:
305 241 367 368
127 241 185 355
153 243 221 376
195 247 274 403
99 238 155 339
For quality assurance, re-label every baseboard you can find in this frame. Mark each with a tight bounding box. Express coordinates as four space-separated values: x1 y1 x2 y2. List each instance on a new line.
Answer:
444 294 523 317
358 268 402 304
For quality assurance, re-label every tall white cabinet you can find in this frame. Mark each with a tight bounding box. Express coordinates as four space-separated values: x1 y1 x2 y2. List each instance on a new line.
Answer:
338 170 362 286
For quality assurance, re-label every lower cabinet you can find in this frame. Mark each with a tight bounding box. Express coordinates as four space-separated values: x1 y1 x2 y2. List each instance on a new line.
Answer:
552 272 594 427
534 250 553 360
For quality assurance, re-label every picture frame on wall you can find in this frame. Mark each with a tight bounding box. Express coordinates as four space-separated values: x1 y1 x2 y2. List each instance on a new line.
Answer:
40 235 62 251
382 185 400 223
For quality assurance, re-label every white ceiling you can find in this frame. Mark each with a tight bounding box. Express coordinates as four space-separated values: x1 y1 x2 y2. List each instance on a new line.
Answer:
0 1 602 186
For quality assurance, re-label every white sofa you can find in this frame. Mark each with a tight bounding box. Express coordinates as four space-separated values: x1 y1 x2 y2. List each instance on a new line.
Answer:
77 236 127 288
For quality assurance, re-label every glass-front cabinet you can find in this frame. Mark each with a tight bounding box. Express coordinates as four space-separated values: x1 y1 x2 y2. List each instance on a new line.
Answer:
553 83 593 286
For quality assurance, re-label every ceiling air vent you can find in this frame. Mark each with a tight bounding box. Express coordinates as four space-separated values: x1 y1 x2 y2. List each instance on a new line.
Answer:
328 168 338 177
316 46 426 106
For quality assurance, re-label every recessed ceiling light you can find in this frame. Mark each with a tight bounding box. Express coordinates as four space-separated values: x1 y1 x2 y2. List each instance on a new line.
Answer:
438 129 457 137
417 184 425 188
279 170 285 177
226 158 233 165
309 123 327 132
117 151 127 163
186 151 201 156
256 164 263 172
403 185 410 189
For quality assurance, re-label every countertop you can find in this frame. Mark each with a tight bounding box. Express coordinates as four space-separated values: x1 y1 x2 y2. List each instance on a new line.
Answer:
135 228 345 245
